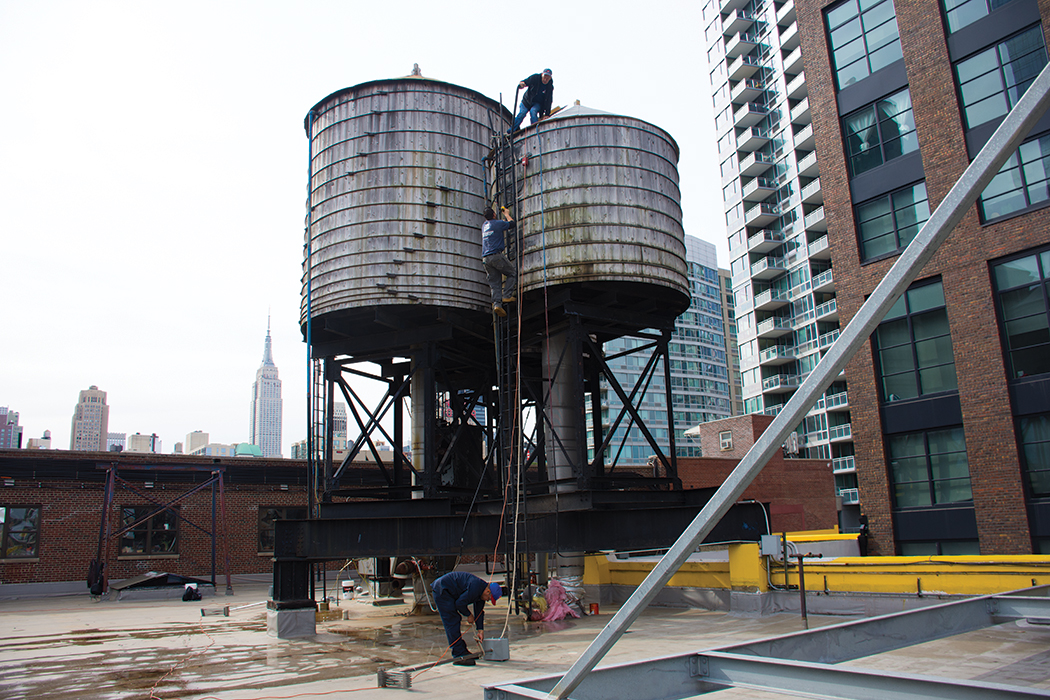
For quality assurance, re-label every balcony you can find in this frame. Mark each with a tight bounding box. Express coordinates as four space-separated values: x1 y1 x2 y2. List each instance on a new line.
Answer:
720 0 749 14
783 45 803 74
738 126 771 152
734 102 768 128
794 123 815 151
758 344 795 365
814 297 838 321
832 456 856 474
756 315 793 338
723 8 757 36
740 151 775 176
780 21 801 51
791 96 812 124
777 0 797 25
731 77 765 104
812 268 835 292
745 202 779 227
797 149 819 176
748 228 785 253
808 233 831 261
787 71 808 100
763 404 784 416
825 391 849 411
726 32 760 58
763 373 801 393
728 54 761 80
839 488 860 505
804 206 827 232
818 329 841 350
754 288 791 311
742 176 778 202
801 177 822 204
751 255 787 280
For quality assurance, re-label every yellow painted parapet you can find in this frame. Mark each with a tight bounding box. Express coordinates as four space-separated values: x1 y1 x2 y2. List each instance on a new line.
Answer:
583 547 1050 596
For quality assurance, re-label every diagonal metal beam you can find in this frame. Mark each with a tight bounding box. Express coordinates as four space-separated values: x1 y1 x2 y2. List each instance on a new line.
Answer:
541 61 1050 700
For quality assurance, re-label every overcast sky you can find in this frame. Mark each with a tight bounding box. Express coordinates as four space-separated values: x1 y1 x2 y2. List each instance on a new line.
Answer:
0 0 722 456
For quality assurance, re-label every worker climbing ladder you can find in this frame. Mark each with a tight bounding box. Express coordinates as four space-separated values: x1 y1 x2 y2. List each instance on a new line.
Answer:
488 128 533 617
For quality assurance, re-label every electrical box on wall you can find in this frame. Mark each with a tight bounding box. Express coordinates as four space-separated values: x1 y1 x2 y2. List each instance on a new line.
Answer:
760 534 782 557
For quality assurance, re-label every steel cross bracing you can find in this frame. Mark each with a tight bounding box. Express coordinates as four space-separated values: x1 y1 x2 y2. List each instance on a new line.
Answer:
483 587 1050 700
497 55 1050 700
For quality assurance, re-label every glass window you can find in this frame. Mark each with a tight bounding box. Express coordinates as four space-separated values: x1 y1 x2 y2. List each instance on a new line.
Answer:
993 247 1050 378
955 26 1047 130
1019 413 1050 497
826 0 903 89
942 0 1022 34
258 506 309 553
120 506 178 555
888 427 972 508
875 280 958 401
980 133 1050 220
0 506 40 558
843 88 918 176
856 181 931 259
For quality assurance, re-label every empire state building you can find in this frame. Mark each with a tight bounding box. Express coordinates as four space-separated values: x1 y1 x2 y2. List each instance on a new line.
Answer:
249 323 282 457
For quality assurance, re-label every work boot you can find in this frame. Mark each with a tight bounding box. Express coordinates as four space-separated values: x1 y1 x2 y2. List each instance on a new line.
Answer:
501 295 516 304
453 655 476 666
493 303 507 318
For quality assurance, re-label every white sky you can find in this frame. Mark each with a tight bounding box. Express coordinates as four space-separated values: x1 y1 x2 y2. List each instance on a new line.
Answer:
0 0 723 456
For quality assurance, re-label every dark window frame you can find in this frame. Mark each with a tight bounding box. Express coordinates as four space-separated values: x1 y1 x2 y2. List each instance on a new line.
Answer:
120 505 179 556
1019 412 1050 499
953 24 1048 131
941 0 1022 34
855 180 931 261
992 244 1050 379
979 131 1050 222
887 426 974 509
842 88 919 177
1 505 41 559
826 0 904 90
873 279 959 403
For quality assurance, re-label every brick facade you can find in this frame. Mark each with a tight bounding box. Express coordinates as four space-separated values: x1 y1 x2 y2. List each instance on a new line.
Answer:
797 0 1050 554
0 450 313 586
679 414 838 533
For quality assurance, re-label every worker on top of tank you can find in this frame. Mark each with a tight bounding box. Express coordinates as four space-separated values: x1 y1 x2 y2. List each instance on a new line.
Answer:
482 206 517 318
430 571 502 666
510 69 554 133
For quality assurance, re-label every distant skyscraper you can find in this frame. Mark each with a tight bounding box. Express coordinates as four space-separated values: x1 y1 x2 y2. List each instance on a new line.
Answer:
127 432 161 453
250 322 283 458
70 386 109 451
107 432 126 452
0 407 23 449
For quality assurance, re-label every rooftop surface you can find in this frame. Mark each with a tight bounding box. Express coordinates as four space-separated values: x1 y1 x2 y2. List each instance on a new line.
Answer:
1 578 1048 700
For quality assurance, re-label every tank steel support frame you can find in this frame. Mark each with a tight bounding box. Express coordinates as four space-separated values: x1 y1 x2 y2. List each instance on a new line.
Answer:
534 59 1050 700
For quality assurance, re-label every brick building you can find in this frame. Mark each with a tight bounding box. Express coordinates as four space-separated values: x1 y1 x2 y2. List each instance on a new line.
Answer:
681 414 838 533
0 449 310 589
789 0 1050 553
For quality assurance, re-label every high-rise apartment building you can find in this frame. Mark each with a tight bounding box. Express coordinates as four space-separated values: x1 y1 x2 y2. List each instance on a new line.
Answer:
70 386 109 451
0 407 23 449
250 324 283 458
707 0 1050 554
590 235 734 465
704 0 855 524
185 431 209 455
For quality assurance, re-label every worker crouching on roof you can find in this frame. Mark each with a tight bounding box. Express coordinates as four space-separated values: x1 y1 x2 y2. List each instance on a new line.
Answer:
431 571 502 666
482 206 517 318
510 68 554 132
